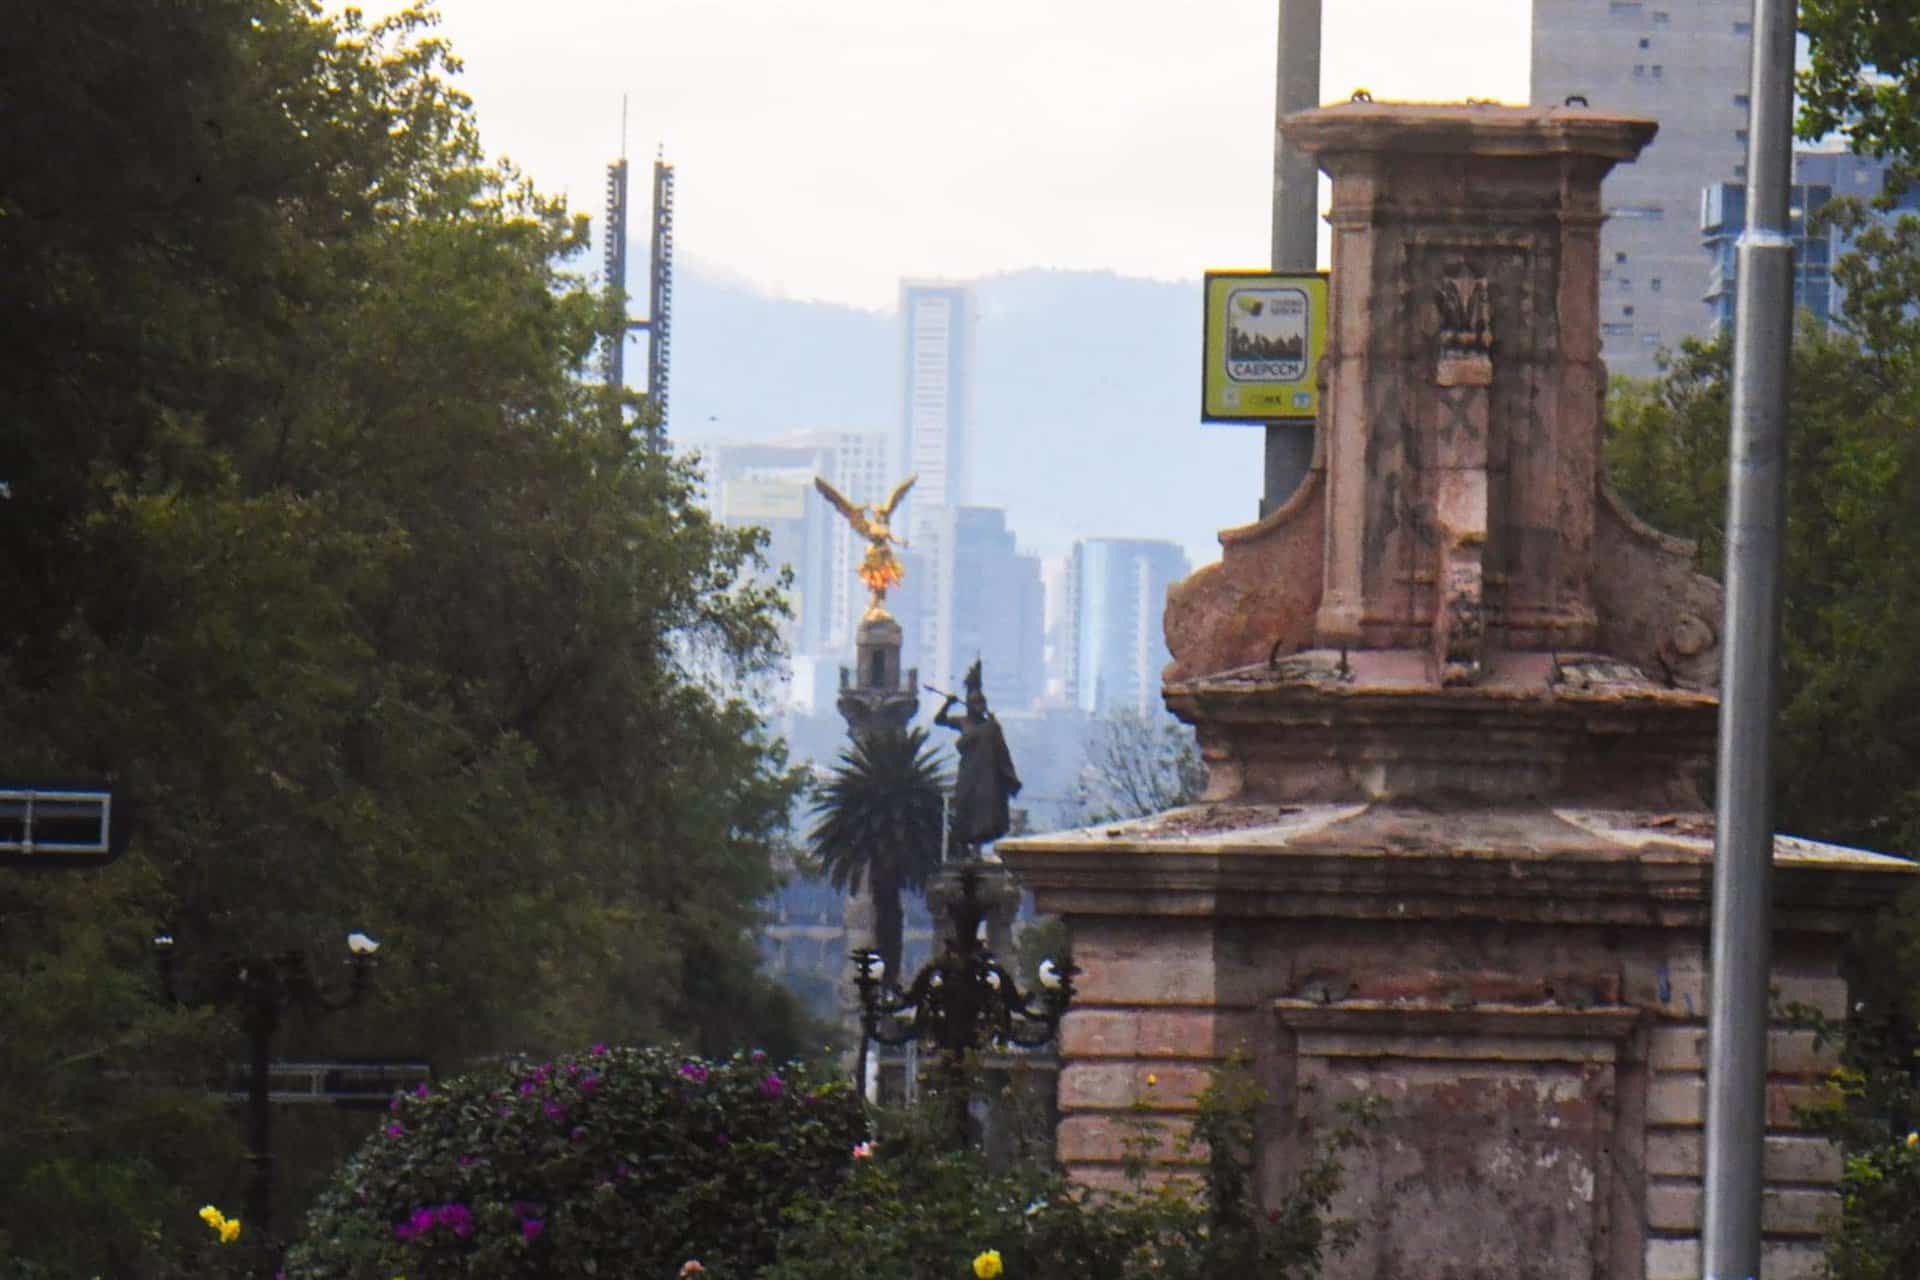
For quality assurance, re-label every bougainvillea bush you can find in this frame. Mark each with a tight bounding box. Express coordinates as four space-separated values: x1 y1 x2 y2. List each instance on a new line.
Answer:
283 1046 863 1278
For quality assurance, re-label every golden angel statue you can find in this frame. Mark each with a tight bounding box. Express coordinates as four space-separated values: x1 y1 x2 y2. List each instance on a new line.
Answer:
814 473 916 619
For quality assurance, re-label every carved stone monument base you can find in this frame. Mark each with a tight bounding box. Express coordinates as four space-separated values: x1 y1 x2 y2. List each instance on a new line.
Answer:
998 101 1918 1280
1009 806 1906 1279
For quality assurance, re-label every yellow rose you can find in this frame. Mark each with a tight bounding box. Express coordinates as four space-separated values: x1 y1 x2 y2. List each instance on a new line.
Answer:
198 1206 223 1227
1907 1131 1918 1149
973 1249 1004 1278
219 1218 241 1245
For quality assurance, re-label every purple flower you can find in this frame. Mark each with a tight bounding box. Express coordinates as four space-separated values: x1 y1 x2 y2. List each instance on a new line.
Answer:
590 1042 608 1057
679 1061 709 1084
519 1080 538 1096
415 1082 430 1099
544 1099 568 1124
385 1123 405 1140
750 1049 767 1063
580 1073 600 1094
570 1126 587 1142
388 1095 402 1113
759 1073 784 1100
457 1153 477 1168
434 1203 474 1238
521 1216 545 1241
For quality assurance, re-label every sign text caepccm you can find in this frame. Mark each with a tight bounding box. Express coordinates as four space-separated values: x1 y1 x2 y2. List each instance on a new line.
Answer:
1201 270 1328 423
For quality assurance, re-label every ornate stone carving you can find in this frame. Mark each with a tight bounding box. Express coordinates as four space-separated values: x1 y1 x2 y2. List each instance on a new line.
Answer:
1433 269 1492 387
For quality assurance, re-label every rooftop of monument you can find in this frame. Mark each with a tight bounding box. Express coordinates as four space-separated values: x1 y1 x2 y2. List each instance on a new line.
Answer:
1004 96 1890 879
998 800 1911 930
1166 647 1713 706
1283 98 1658 158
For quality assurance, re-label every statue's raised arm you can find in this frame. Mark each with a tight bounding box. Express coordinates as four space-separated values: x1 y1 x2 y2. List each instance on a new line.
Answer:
938 661 1022 858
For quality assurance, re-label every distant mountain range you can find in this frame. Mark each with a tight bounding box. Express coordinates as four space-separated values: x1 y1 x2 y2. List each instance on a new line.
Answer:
668 263 1271 568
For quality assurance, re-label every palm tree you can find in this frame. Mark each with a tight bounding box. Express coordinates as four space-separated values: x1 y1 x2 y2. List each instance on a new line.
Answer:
808 727 950 982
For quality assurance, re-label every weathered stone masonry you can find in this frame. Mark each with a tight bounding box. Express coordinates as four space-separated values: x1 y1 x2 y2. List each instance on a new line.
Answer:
999 102 1915 1280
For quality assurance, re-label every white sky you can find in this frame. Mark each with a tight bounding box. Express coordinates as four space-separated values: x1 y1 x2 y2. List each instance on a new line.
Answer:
368 1 1532 308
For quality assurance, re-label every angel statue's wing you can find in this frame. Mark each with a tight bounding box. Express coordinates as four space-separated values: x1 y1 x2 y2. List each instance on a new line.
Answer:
877 474 918 519
813 476 872 537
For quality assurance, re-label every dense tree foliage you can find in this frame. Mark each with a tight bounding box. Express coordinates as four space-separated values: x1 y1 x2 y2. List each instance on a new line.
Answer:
1605 196 1920 1278
1799 0 1920 194
807 728 950 983
1605 313 1920 857
1 1 812 1269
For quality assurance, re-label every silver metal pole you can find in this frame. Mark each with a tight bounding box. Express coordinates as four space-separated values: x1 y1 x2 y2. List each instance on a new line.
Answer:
1702 1 1797 1275
1262 0 1321 517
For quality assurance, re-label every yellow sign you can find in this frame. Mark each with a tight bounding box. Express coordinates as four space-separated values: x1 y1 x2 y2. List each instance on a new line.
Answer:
1201 271 1327 423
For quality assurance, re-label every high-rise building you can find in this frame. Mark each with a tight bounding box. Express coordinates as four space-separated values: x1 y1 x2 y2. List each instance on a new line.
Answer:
1532 0 1753 377
1702 150 1920 332
697 430 890 659
923 507 1044 711
1063 539 1191 717
898 282 973 680
899 281 972 512
777 429 892 652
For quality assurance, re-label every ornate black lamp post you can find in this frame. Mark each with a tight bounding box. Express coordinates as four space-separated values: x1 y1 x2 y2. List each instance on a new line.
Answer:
851 866 1074 1145
153 930 378 1273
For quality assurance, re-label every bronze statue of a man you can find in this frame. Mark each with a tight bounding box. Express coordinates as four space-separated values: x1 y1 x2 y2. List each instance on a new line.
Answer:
934 661 1021 855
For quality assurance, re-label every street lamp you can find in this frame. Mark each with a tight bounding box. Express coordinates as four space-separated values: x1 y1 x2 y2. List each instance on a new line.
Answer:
154 931 378 1274
850 866 1074 1145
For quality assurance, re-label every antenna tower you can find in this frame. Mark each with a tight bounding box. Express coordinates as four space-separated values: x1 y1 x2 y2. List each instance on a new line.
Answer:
647 153 675 433
601 153 630 390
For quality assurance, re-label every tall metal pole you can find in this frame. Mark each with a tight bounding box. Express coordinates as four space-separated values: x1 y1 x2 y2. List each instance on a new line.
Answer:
1262 0 1321 517
1702 1 1797 1276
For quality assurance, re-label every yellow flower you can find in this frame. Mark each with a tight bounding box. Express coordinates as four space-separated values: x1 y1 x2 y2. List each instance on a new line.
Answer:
972 1249 1004 1278
1145 1073 1158 1087
199 1205 240 1243
1907 1131 1918 1149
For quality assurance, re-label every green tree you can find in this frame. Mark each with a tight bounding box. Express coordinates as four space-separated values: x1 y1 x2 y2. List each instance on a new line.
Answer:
1 1 812 1268
1605 204 1920 1279
1605 311 1920 856
1799 0 1920 194
808 729 950 981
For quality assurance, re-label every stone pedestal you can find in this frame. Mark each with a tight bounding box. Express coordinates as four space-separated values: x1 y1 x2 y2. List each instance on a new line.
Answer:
925 860 1022 962
997 101 1918 1280
837 615 918 739
1011 812 1906 1279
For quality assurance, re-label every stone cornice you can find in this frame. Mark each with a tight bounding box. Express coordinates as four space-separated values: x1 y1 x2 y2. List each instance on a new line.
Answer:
998 803 1914 933
1282 101 1658 161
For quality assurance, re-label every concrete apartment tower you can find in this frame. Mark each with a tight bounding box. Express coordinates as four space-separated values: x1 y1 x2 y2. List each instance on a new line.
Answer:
999 101 1914 1280
898 281 972 689
1532 0 1753 378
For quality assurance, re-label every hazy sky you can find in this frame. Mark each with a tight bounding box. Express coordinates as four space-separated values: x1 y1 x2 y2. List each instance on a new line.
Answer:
362 1 1532 308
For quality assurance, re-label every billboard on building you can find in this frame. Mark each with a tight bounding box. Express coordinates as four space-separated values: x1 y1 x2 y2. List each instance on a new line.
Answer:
1201 271 1328 423
721 475 809 522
